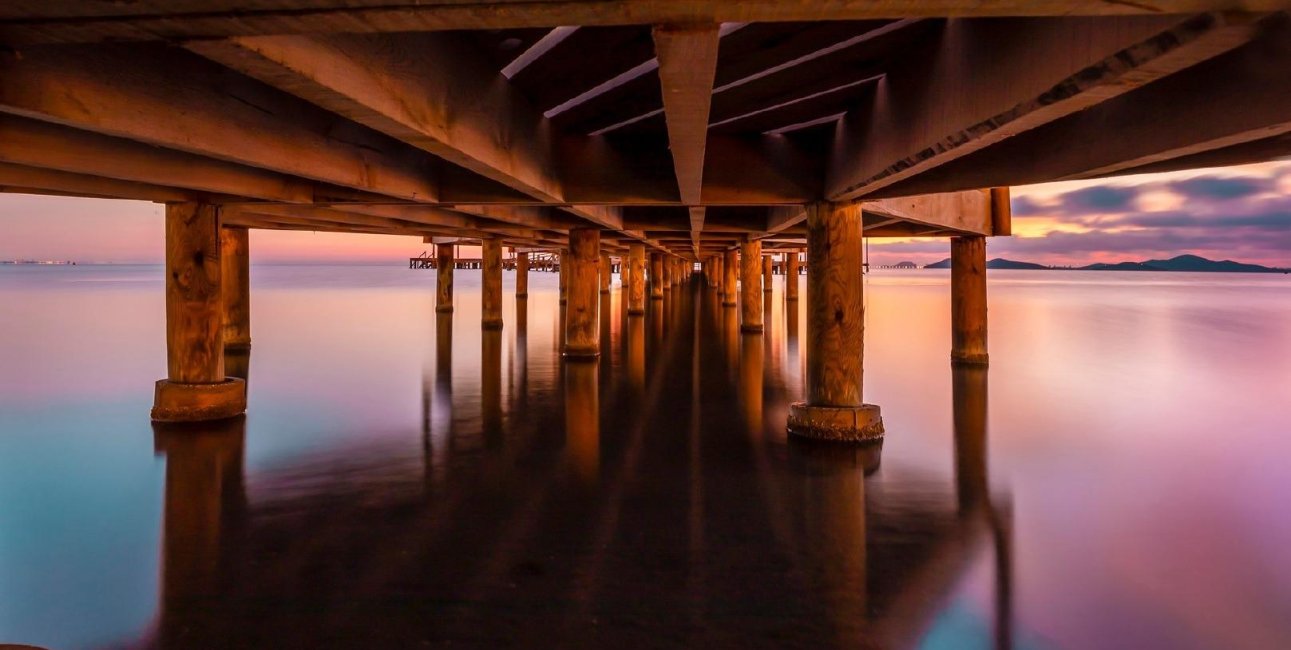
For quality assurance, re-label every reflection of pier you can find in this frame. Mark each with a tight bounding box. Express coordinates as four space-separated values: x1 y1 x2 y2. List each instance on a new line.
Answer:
136 286 1012 647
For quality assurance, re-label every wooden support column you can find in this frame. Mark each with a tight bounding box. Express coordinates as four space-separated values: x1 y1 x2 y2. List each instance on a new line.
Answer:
565 227 600 358
628 243 646 315
152 202 246 422
559 249 569 305
662 254 673 290
599 253 612 293
220 226 250 351
787 203 883 443
650 252 664 300
762 255 773 292
951 236 989 365
740 241 764 333
515 251 529 298
786 250 801 301
435 242 454 313
482 239 503 329
722 248 738 307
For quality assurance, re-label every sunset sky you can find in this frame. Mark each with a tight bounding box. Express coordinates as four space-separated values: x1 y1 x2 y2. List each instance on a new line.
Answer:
1 160 1288 267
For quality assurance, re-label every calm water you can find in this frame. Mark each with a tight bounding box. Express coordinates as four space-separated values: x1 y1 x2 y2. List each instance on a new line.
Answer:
2 265 1290 649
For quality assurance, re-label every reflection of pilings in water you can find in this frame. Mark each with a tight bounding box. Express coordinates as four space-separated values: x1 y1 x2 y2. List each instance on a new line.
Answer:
153 416 246 646
786 439 876 646
516 297 528 412
482 328 503 448
739 332 764 434
564 360 599 486
951 365 1013 650
627 313 645 395
686 283 705 627
786 297 801 399
599 292 613 376
722 305 739 378
430 313 453 475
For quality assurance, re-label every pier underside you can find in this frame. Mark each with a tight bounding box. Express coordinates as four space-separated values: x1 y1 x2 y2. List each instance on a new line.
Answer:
1 1 1287 424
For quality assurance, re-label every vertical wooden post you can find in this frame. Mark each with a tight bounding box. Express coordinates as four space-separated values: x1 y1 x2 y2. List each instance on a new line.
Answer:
740 240 763 332
662 254 673 290
786 249 801 301
762 254 773 292
951 236 989 365
435 242 454 313
515 251 529 298
565 227 600 358
650 252 664 300
152 203 246 422
220 226 251 351
787 203 882 442
559 248 569 305
722 248 738 307
599 252 612 293
482 239 503 329
628 243 646 315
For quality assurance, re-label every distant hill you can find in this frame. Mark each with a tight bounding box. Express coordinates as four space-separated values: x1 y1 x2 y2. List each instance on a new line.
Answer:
921 254 1286 273
923 257 1051 270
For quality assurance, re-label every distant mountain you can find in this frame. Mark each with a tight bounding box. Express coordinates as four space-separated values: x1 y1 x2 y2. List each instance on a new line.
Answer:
923 257 1050 270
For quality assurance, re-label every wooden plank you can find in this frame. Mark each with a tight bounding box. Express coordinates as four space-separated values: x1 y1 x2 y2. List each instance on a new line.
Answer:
2 2 1283 45
0 43 439 201
0 114 314 203
825 13 1262 201
652 23 720 206
860 190 994 235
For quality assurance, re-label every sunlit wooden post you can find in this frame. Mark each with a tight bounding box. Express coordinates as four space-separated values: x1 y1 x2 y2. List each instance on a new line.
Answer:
662 253 673 290
722 248 738 307
220 226 251 351
740 240 764 332
787 202 883 442
435 242 455 313
515 251 529 298
558 248 569 305
951 236 989 365
565 227 600 358
650 252 664 301
152 202 246 422
628 243 646 315
762 254 773 292
786 249 801 301
599 252 612 294
482 238 503 329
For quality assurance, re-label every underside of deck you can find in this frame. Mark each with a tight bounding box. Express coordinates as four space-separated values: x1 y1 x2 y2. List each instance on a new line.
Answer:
2 2 1288 256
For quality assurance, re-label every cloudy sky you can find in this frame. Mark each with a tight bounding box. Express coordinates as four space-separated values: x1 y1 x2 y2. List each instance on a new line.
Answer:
1 160 1288 267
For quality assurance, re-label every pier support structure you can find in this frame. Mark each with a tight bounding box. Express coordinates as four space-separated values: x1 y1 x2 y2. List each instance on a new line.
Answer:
152 202 246 423
220 226 251 351
515 251 529 298
599 253 611 293
627 243 646 315
951 236 989 365
482 239 503 329
787 202 883 443
435 242 454 313
740 241 764 332
722 248 738 307
650 252 664 301
564 228 600 358
559 249 569 305
762 255 773 292
662 253 672 291
786 250 801 301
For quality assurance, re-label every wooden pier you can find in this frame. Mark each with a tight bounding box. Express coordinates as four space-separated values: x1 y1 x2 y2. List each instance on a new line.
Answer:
0 2 1286 433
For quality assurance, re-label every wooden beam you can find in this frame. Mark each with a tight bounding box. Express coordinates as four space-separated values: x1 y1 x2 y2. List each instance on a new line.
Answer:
825 13 1262 201
869 16 1291 195
653 24 720 206
0 162 193 203
688 206 705 256
861 190 994 235
0 43 438 201
0 113 314 203
3 2 1286 45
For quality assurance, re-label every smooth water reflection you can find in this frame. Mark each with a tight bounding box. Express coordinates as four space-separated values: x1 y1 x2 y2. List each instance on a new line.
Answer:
2 266 1290 648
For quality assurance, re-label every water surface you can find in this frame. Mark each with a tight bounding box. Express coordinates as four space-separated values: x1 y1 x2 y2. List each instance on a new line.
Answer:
2 265 1289 649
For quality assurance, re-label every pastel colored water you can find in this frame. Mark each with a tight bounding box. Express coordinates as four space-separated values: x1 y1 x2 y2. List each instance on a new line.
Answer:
2 265 1290 649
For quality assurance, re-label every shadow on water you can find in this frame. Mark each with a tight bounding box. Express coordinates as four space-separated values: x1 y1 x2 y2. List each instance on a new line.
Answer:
133 281 1012 649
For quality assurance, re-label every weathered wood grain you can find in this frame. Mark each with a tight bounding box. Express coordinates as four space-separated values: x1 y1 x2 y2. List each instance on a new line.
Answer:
805 202 864 407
